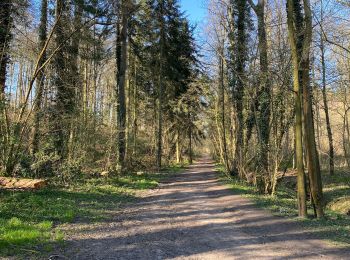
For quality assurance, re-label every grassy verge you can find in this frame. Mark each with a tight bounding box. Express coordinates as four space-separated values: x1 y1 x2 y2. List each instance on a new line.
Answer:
217 165 350 245
0 166 181 256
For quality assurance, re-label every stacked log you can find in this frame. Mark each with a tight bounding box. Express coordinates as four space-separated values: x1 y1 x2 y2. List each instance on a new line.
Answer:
0 177 47 189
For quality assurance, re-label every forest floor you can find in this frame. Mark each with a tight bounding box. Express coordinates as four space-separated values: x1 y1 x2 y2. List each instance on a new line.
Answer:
0 169 177 258
35 158 350 259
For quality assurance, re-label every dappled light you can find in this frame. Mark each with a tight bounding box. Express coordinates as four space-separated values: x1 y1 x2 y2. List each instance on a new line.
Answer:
0 0 350 258
49 160 350 259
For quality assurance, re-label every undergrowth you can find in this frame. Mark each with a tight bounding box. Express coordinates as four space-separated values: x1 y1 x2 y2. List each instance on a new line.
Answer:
0 166 181 256
218 165 350 245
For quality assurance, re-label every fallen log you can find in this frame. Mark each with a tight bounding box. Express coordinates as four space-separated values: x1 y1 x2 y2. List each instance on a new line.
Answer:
0 177 47 189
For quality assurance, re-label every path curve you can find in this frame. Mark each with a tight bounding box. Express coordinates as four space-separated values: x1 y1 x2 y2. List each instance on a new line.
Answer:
58 158 350 259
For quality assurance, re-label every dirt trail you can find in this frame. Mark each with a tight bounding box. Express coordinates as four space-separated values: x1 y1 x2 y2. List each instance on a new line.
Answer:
56 158 350 259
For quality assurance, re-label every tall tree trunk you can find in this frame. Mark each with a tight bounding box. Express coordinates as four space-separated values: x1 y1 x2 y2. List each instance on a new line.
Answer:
249 0 271 193
320 10 335 176
0 0 12 171
116 0 128 168
232 0 248 177
219 43 229 172
188 114 193 164
31 0 48 155
157 0 165 169
215 99 225 164
0 0 12 99
54 0 69 158
125 52 130 161
287 0 324 218
176 130 180 164
132 58 138 156
302 0 324 218
67 0 83 158
286 0 307 218
343 106 350 167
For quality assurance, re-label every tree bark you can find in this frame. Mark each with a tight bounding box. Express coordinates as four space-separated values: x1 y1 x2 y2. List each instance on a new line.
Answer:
287 0 324 218
31 0 48 155
319 9 335 175
116 0 129 168
286 0 307 218
0 0 12 98
176 129 180 164
302 0 324 218
0 0 12 172
54 0 74 159
157 0 165 169
232 0 248 177
188 114 193 164
249 0 271 193
132 58 138 156
219 42 230 172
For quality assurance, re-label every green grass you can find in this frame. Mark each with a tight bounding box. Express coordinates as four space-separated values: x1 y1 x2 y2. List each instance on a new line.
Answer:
323 170 350 215
220 168 350 245
0 170 177 256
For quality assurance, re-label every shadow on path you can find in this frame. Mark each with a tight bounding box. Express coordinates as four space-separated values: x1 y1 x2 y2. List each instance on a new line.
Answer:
55 158 350 260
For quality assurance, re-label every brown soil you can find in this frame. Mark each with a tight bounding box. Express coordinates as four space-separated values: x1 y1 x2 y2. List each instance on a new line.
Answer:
51 158 350 259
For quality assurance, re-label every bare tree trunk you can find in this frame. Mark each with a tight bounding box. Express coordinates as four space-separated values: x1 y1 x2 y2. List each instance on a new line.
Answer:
219 43 229 172
116 0 129 168
302 0 324 218
31 0 48 155
176 130 180 164
188 114 193 164
157 0 165 169
320 14 335 175
215 99 225 164
132 58 138 156
286 0 307 218
286 0 324 219
125 44 131 161
286 0 324 218
343 107 350 167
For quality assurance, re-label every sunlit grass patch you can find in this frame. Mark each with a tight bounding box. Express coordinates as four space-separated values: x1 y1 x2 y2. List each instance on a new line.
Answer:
0 170 167 256
220 168 350 245
0 217 52 255
166 163 189 173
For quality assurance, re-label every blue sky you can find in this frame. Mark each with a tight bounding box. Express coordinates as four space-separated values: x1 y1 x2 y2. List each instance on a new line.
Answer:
179 0 207 26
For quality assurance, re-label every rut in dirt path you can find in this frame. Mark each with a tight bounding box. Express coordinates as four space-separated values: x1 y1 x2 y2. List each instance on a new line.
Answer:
59 158 350 259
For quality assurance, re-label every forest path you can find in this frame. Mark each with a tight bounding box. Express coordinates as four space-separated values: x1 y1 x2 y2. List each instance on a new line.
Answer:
57 158 350 259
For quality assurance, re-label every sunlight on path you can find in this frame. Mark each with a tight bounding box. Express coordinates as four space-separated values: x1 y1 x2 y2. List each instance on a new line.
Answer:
54 158 350 259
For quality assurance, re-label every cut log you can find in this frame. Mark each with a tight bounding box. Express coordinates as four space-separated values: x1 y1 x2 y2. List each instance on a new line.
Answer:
0 177 47 189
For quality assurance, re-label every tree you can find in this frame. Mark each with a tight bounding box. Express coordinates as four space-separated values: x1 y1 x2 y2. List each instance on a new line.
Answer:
0 0 12 99
31 0 48 155
319 0 335 176
287 0 324 218
156 0 165 169
286 0 307 218
0 0 12 174
116 0 130 169
53 0 73 159
230 0 251 177
248 0 271 192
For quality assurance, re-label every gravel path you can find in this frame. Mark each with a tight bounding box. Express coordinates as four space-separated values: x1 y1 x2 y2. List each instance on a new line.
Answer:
55 158 350 259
